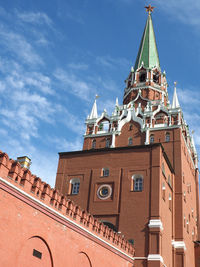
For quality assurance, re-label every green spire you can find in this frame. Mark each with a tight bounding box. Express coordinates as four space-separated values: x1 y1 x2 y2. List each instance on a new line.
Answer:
134 13 160 70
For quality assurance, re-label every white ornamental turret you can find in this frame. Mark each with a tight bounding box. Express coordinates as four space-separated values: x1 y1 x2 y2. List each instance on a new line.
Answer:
172 82 180 109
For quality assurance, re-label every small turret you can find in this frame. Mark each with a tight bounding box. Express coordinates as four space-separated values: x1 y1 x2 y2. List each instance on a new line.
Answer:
89 96 98 119
172 82 180 109
17 156 31 169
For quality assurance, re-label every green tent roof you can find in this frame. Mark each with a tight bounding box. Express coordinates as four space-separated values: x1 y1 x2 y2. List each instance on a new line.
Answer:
134 14 160 70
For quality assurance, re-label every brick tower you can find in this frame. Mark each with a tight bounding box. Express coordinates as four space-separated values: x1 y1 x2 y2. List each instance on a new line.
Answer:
56 6 200 267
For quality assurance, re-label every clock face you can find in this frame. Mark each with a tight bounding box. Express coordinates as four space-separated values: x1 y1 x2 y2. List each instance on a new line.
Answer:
97 184 112 200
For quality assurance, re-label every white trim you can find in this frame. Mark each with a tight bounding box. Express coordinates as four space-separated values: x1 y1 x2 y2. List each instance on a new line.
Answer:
0 177 134 261
148 219 163 230
172 240 186 251
148 254 163 263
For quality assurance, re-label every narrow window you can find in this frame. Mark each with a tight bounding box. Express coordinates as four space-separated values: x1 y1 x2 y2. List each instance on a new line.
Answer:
184 215 186 228
168 175 171 187
162 182 166 200
162 163 166 177
165 132 170 142
139 72 146 82
169 193 172 210
186 220 189 233
92 139 96 149
134 177 143 191
128 137 133 145
106 138 110 148
102 168 109 177
184 191 186 202
150 134 154 144
70 178 80 195
129 124 133 131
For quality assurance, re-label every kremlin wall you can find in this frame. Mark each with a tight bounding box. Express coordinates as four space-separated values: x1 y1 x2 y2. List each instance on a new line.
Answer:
0 150 134 267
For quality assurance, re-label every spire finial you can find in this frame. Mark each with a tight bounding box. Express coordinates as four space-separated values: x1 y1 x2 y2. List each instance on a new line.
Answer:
145 4 155 15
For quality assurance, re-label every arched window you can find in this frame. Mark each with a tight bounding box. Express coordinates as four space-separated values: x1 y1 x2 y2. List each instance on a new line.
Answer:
128 137 133 145
150 134 154 144
139 72 146 82
92 139 96 149
101 168 109 177
132 175 143 192
168 175 172 187
70 178 80 195
165 132 170 142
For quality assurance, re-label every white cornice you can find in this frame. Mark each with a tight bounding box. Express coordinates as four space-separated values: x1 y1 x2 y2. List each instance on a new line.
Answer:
148 219 163 230
172 240 186 251
147 254 164 263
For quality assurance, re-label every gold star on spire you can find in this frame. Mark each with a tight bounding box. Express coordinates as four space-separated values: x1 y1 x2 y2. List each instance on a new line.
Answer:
145 4 155 15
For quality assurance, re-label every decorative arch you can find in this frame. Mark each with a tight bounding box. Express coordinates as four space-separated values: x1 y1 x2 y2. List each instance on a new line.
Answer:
17 236 53 267
118 109 144 132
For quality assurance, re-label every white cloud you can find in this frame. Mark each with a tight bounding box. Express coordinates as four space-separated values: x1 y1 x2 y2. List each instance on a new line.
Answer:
68 62 89 70
96 55 129 69
0 27 43 65
16 11 52 26
47 136 82 152
54 68 95 101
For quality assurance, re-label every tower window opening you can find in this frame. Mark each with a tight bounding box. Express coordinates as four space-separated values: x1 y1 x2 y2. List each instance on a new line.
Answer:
70 178 80 195
168 175 172 187
101 168 109 177
153 73 159 83
139 72 146 82
132 175 143 192
169 193 172 210
106 138 110 148
128 137 133 145
162 182 166 200
129 124 133 131
150 134 154 144
165 132 170 142
162 163 166 176
92 139 96 149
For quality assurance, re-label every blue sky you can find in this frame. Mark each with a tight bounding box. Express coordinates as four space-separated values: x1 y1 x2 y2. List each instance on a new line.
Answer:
0 0 200 186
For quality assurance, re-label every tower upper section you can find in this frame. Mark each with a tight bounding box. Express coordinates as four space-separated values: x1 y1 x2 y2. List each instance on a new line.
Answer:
83 7 198 169
134 12 160 71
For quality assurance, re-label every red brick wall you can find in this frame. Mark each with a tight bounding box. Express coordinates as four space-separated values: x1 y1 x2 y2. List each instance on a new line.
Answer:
0 151 134 267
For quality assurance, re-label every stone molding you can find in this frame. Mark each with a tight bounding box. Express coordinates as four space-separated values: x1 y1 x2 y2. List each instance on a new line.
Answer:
172 240 186 251
147 254 164 262
148 219 163 230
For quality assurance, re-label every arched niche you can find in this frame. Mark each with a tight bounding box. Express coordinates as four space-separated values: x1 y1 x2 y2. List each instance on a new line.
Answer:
17 236 53 267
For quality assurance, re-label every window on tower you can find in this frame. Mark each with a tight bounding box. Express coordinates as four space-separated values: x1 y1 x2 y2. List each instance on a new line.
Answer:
132 175 143 192
92 139 96 149
69 178 80 195
153 72 159 83
128 137 133 145
106 138 110 148
101 168 109 177
165 132 170 142
150 134 154 144
139 72 146 82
